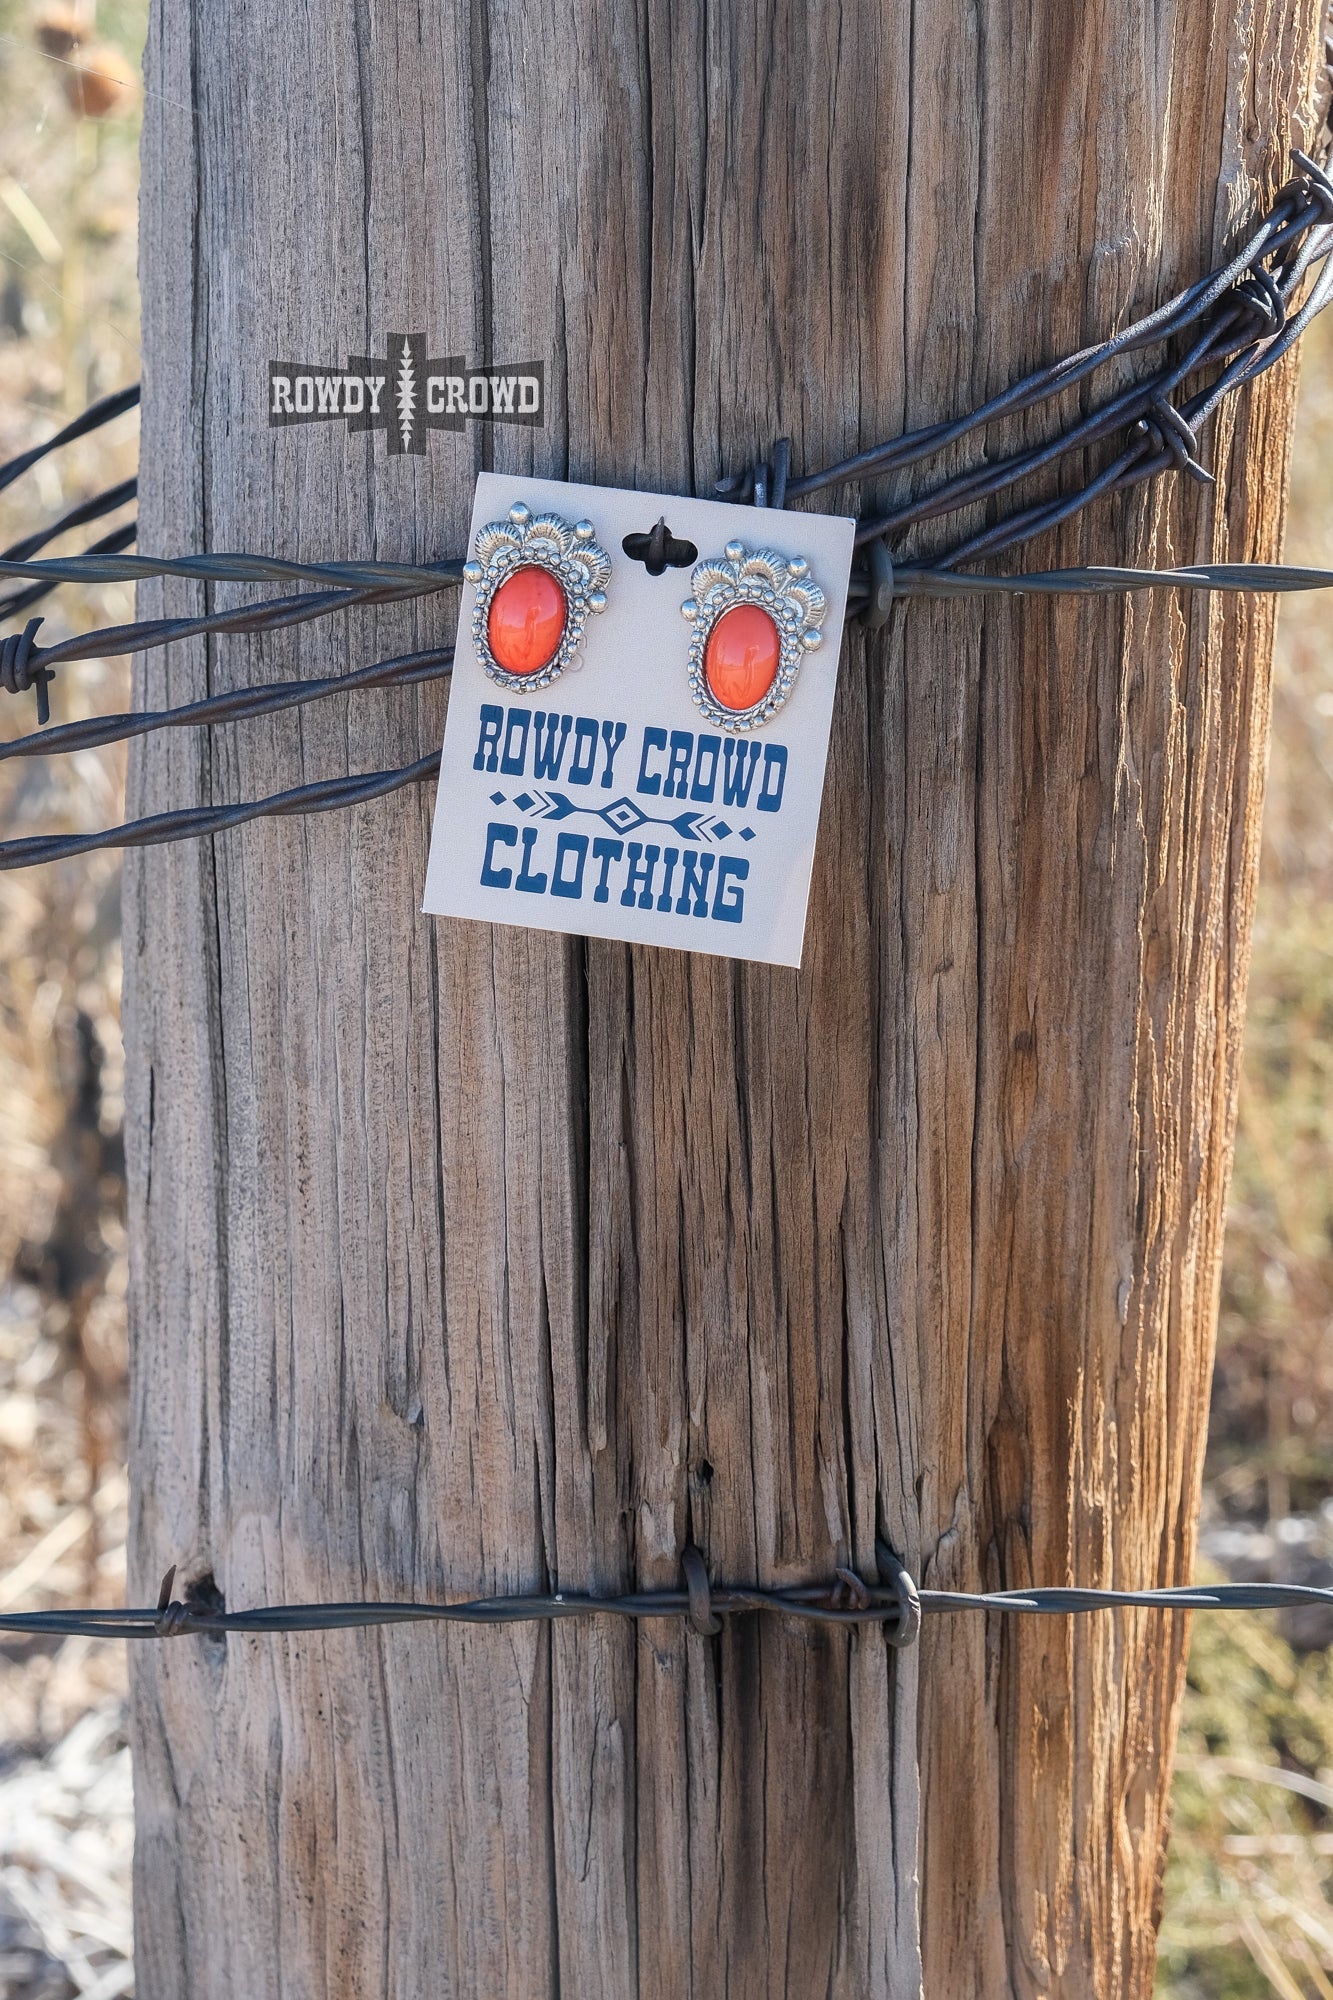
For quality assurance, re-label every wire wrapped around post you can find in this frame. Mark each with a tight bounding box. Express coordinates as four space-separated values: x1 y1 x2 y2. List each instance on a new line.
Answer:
3 1564 1332 1646
0 152 1329 859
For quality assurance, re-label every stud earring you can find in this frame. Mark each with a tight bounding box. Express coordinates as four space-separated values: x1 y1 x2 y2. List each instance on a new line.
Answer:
464 502 611 692
680 542 827 731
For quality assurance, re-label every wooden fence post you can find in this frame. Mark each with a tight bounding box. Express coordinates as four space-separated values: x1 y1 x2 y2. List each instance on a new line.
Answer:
124 4 1324 1994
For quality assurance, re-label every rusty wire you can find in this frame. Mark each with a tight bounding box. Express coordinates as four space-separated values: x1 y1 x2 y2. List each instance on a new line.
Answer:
0 153 1330 862
4 1558 1333 1648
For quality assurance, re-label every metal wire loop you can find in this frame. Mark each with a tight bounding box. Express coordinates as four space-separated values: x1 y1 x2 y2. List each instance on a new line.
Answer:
153 1600 193 1638
830 1566 874 1614
876 1544 923 1650
1292 147 1333 225
858 537 896 628
153 1566 194 1638
755 436 792 510
0 616 51 723
681 1544 722 1635
1136 395 1213 485
715 434 792 510
1231 265 1287 340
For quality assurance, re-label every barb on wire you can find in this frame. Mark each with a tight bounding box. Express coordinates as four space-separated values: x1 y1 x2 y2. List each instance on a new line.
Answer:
3 1565 1330 1647
0 555 462 723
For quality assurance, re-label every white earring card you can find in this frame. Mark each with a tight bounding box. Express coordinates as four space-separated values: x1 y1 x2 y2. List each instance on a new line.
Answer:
423 472 855 968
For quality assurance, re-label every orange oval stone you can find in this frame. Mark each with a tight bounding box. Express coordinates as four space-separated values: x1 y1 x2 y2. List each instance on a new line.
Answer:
703 602 781 712
487 565 567 675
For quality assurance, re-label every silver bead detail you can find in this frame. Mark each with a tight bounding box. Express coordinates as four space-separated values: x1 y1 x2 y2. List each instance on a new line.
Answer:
463 559 484 584
680 598 698 621
508 502 531 525
724 539 746 562
801 627 822 651
588 590 607 613
574 519 596 541
788 556 809 579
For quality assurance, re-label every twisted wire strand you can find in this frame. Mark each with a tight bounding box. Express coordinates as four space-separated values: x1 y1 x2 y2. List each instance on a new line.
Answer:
18 574 451 675
0 520 138 626
0 381 139 496
0 159 1325 683
0 557 1327 794
1 1575 1329 1645
0 157 1328 861
0 550 464 593
0 753 438 871
1 477 136 565
0 644 454 764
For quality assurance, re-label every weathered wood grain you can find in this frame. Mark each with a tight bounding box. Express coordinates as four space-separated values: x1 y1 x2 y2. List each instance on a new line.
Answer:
126 2 1323 1993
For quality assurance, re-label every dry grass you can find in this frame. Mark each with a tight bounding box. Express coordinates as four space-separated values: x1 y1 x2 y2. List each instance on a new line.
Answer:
1154 317 1333 1999
0 4 141 1995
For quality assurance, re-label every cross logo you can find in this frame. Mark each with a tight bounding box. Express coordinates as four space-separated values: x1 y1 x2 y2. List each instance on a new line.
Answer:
268 335 544 454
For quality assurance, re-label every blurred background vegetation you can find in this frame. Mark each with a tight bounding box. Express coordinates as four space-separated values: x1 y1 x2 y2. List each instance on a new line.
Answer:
0 3 140 1992
0 3 1329 1994
1155 312 1333 1998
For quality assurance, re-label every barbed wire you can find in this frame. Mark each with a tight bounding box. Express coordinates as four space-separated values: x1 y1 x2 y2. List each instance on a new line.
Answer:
0 381 138 495
0 523 138 630
734 149 1333 563
0 154 1329 861
2 551 1331 868
2 556 1333 869
0 479 138 630
0 753 439 870
3 1556 1331 1649
0 549 466 593
0 642 454 764
1 477 135 567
